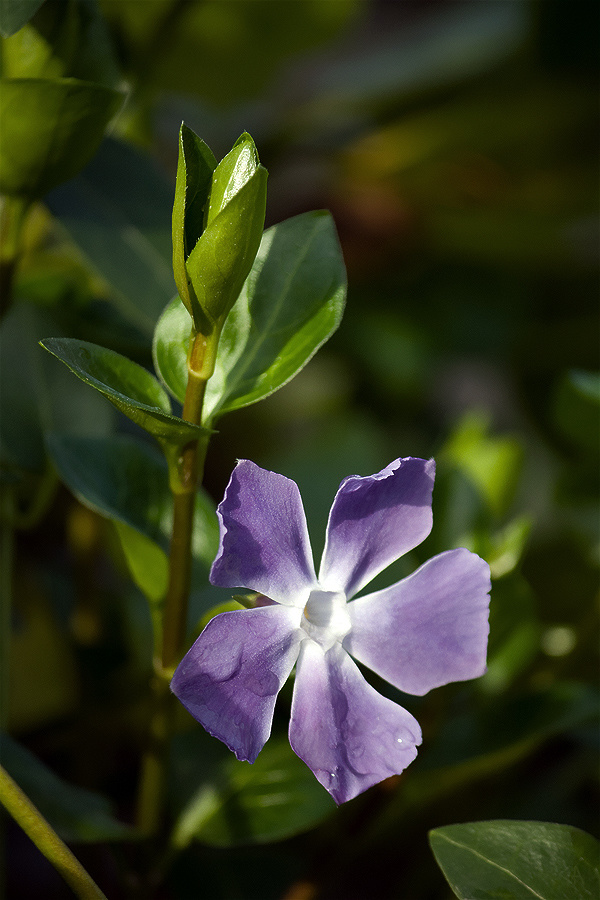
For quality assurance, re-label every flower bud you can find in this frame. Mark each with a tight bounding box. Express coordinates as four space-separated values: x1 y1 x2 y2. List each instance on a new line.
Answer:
172 126 267 335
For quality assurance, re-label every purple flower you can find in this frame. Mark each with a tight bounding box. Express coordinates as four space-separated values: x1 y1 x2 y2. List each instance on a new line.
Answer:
171 457 491 804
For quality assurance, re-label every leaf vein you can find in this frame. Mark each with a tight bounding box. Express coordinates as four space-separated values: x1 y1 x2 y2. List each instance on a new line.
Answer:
437 833 547 900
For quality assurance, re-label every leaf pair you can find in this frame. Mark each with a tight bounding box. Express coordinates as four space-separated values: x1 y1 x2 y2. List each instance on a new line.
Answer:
156 209 347 425
42 205 346 449
172 125 267 337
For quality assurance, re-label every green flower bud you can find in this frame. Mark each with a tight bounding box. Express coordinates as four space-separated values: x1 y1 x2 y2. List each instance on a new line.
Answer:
171 126 267 335
171 123 216 329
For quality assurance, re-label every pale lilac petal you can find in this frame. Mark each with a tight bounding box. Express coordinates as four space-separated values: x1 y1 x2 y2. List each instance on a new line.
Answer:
289 641 421 804
344 548 491 696
171 605 302 762
318 457 435 598
210 459 317 605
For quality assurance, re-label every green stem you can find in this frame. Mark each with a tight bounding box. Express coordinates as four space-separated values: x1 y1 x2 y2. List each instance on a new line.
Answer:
135 327 218 840
161 328 218 670
0 763 107 900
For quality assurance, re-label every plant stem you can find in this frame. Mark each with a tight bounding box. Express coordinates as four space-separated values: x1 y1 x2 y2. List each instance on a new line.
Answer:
0 764 108 900
135 327 218 840
161 329 216 671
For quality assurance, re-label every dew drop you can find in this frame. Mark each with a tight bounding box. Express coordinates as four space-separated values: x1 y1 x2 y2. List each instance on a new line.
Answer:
245 670 279 697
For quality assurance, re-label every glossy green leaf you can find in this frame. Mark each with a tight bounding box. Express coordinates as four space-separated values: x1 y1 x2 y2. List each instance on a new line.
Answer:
41 337 210 449
45 137 175 334
429 820 600 900
152 297 190 406
172 123 216 326
0 734 132 842
0 77 123 198
0 0 45 37
45 433 218 577
205 133 259 228
154 211 347 422
171 733 335 849
205 209 346 419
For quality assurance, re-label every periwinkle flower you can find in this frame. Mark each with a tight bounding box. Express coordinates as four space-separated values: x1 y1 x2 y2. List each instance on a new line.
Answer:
171 457 491 804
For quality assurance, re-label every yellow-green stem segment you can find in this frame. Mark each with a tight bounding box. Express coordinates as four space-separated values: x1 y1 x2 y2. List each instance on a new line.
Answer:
0 764 108 900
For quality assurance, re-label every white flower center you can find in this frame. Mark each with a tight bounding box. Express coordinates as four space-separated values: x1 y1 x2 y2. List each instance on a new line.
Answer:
301 589 351 651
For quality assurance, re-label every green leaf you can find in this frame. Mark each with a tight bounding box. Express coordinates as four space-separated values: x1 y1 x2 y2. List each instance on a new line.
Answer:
152 297 190 405
2 0 120 86
205 209 346 419
45 433 218 577
40 337 210 450
444 412 524 518
154 211 347 422
0 77 123 198
0 0 45 37
429 820 600 900
0 305 114 476
113 519 168 605
487 514 532 579
171 733 335 849
204 133 259 228
45 137 175 334
172 123 216 326
0 734 132 842
47 433 171 542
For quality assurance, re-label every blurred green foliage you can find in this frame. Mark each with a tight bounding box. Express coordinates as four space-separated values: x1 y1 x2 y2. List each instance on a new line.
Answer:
1 0 598 898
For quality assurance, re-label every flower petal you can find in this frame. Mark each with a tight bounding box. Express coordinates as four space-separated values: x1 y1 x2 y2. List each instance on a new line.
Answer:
319 457 435 598
210 459 317 605
171 605 302 763
345 548 491 696
289 641 421 804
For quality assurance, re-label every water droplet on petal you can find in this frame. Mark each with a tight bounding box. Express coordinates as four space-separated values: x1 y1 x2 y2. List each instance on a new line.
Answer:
245 670 279 697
